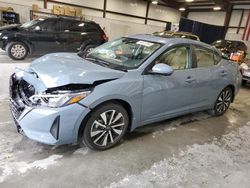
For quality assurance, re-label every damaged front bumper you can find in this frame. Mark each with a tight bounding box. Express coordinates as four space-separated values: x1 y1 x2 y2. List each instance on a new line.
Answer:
9 74 91 145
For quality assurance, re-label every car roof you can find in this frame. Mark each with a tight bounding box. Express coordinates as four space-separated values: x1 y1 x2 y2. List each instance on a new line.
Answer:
44 17 96 24
127 34 217 52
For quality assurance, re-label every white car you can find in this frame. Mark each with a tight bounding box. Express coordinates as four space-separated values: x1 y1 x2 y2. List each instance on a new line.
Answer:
241 62 250 85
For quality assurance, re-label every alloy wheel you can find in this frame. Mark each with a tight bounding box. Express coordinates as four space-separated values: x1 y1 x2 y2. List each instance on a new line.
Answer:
215 88 232 114
90 110 125 147
11 44 26 59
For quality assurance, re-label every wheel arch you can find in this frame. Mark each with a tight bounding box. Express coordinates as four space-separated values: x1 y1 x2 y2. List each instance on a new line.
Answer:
226 84 235 102
6 37 33 54
77 99 134 141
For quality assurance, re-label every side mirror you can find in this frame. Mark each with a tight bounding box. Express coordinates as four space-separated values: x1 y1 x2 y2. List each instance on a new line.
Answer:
34 26 41 31
150 63 174 76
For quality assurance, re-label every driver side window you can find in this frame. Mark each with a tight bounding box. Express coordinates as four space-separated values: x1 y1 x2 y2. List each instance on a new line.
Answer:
37 20 59 32
156 46 190 70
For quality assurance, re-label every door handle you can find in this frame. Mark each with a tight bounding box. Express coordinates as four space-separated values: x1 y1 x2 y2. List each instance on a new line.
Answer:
220 70 228 76
185 76 195 83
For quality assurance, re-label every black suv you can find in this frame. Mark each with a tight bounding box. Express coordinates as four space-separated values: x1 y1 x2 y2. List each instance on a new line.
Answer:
211 39 247 58
0 17 108 60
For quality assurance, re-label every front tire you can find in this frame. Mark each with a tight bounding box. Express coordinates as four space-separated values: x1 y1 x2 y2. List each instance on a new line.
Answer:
80 103 129 150
211 87 233 116
6 42 28 60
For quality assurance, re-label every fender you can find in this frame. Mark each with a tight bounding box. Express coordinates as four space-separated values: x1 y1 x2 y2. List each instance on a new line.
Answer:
80 94 138 129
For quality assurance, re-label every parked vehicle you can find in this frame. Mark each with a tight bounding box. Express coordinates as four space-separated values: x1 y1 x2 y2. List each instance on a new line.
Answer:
9 35 242 150
241 62 250 85
153 31 200 41
211 39 247 59
0 17 108 60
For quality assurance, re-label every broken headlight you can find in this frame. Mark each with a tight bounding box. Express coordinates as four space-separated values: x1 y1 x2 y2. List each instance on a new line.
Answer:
29 91 91 108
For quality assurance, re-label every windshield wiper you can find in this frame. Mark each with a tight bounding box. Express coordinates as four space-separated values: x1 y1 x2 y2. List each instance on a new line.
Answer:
85 57 110 67
85 57 127 72
110 65 128 72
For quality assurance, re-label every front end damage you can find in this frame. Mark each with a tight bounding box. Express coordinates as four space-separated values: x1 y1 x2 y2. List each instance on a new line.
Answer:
8 53 125 145
9 72 93 145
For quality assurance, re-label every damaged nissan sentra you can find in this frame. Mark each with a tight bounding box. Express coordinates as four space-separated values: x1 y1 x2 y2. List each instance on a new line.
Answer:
9 35 242 150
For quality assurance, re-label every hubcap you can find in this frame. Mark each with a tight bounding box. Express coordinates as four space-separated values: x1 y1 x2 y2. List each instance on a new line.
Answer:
90 110 125 147
11 44 26 58
216 89 231 113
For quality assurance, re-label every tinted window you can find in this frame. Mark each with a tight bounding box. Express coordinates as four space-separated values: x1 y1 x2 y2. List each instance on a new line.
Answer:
85 24 100 32
37 19 59 32
61 20 85 32
156 46 190 70
194 46 215 68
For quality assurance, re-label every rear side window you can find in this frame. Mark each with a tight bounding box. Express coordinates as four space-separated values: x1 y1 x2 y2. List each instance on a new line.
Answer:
194 46 215 68
85 24 101 32
61 20 86 32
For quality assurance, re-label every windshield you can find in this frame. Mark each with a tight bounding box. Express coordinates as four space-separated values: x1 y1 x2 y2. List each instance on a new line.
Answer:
21 19 44 29
86 38 161 70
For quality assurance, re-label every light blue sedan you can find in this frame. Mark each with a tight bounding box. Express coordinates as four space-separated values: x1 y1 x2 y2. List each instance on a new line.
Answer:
9 35 242 150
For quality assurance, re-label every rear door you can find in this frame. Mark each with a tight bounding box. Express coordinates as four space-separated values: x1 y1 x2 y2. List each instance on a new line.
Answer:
192 45 222 107
141 45 198 123
58 19 85 52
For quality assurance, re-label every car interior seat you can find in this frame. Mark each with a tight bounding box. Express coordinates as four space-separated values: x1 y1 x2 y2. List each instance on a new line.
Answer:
197 52 214 67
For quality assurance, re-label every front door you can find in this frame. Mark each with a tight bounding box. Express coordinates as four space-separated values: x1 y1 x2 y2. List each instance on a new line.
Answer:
141 45 197 123
28 19 62 54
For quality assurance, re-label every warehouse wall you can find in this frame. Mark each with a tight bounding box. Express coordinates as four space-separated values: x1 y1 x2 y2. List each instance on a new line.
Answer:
187 6 250 58
188 11 226 26
0 0 181 39
187 7 250 42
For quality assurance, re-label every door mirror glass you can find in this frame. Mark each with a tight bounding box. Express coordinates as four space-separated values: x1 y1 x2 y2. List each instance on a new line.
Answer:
151 63 174 75
34 26 41 31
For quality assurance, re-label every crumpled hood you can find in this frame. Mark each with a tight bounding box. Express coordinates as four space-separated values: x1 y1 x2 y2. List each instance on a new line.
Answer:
28 53 125 88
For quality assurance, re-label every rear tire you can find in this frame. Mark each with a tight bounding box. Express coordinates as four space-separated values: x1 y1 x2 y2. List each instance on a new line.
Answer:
6 42 28 60
80 103 129 150
210 87 233 116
